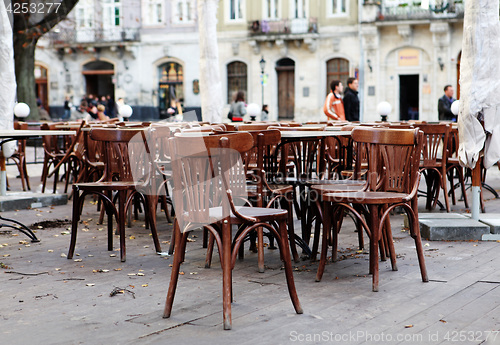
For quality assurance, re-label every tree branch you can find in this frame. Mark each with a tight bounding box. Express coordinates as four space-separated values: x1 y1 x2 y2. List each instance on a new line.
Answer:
12 0 80 39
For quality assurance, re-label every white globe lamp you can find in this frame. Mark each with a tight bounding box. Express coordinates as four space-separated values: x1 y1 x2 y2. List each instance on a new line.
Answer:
14 102 30 118
451 100 460 116
119 105 133 121
247 103 260 121
377 101 392 122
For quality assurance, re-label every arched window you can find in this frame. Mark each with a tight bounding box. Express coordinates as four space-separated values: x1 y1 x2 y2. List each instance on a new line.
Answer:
326 58 349 94
158 62 184 118
227 61 247 103
35 64 49 111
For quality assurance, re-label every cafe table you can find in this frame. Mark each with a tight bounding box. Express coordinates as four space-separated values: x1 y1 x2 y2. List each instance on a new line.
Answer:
0 129 76 242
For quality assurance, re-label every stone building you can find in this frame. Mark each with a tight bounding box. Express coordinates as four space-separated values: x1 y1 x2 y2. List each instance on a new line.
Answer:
360 0 466 122
216 0 360 123
35 0 470 122
37 0 201 119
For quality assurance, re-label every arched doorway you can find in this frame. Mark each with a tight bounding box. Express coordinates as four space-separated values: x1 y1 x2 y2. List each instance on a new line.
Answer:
35 64 49 111
276 58 295 119
326 58 349 95
158 62 184 119
457 51 461 100
82 60 115 99
227 61 247 103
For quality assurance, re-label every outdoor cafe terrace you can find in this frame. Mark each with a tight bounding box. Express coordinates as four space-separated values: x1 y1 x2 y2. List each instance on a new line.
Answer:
1 120 500 344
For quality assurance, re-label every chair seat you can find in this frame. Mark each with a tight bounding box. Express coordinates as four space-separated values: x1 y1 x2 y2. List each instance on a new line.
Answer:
75 181 146 191
311 183 366 195
208 206 288 223
322 191 411 204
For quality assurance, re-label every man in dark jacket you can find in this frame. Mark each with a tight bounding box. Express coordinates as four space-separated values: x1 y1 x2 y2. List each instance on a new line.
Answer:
438 85 456 121
343 77 360 121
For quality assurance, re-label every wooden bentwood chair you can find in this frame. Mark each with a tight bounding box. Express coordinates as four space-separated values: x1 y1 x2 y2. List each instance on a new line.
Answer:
163 132 302 330
316 127 429 292
68 128 161 262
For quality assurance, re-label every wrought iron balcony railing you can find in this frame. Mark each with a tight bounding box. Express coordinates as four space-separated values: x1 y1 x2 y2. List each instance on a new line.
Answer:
248 18 318 36
374 1 465 21
49 27 140 46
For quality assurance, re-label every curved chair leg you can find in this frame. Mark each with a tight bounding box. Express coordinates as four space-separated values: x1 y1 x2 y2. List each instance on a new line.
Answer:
163 223 188 319
278 219 303 314
315 202 331 282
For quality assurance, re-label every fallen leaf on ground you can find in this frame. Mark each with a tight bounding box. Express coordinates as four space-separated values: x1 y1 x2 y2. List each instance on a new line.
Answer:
141 284 148 287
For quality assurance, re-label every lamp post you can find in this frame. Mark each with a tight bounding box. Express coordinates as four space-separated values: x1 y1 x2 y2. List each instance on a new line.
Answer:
377 101 392 122
259 56 266 109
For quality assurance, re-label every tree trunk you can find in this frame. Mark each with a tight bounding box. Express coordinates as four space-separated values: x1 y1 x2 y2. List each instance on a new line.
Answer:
0 0 16 130
13 35 39 121
198 0 223 123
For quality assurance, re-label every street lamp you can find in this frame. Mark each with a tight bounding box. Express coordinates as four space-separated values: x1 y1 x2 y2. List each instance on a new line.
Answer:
14 102 30 119
259 56 266 108
119 104 133 121
451 100 460 117
377 101 392 122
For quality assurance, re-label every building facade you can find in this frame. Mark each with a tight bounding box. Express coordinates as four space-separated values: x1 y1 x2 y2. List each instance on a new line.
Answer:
216 0 360 123
37 0 201 119
35 0 470 122
360 0 465 122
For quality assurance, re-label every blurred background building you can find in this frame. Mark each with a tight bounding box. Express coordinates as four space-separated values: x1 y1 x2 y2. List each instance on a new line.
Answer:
36 0 468 122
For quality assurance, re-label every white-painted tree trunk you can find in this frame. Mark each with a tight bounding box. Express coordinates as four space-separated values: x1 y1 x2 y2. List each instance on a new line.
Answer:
0 0 16 131
198 0 223 123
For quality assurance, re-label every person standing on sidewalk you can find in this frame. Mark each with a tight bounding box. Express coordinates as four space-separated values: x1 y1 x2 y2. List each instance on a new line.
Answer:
343 77 360 122
438 85 456 121
323 80 345 121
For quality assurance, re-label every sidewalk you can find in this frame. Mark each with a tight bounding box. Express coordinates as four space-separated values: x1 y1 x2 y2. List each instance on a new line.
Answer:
1 166 500 344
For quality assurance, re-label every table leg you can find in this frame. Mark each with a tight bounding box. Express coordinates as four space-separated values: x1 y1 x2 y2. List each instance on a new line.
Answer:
0 154 6 196
0 153 40 242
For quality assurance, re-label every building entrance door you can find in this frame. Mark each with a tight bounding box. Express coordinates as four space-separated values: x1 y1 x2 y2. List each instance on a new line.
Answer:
82 61 115 99
399 74 419 121
276 58 295 120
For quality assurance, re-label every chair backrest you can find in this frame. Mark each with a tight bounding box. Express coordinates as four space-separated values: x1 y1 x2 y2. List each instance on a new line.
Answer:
447 126 459 159
169 132 254 231
40 123 64 157
351 127 423 193
13 122 28 154
89 128 152 183
414 123 450 168
243 130 282 196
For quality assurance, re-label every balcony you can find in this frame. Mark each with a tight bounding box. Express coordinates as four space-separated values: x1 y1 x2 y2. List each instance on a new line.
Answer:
49 27 141 47
362 1 465 23
248 18 318 36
